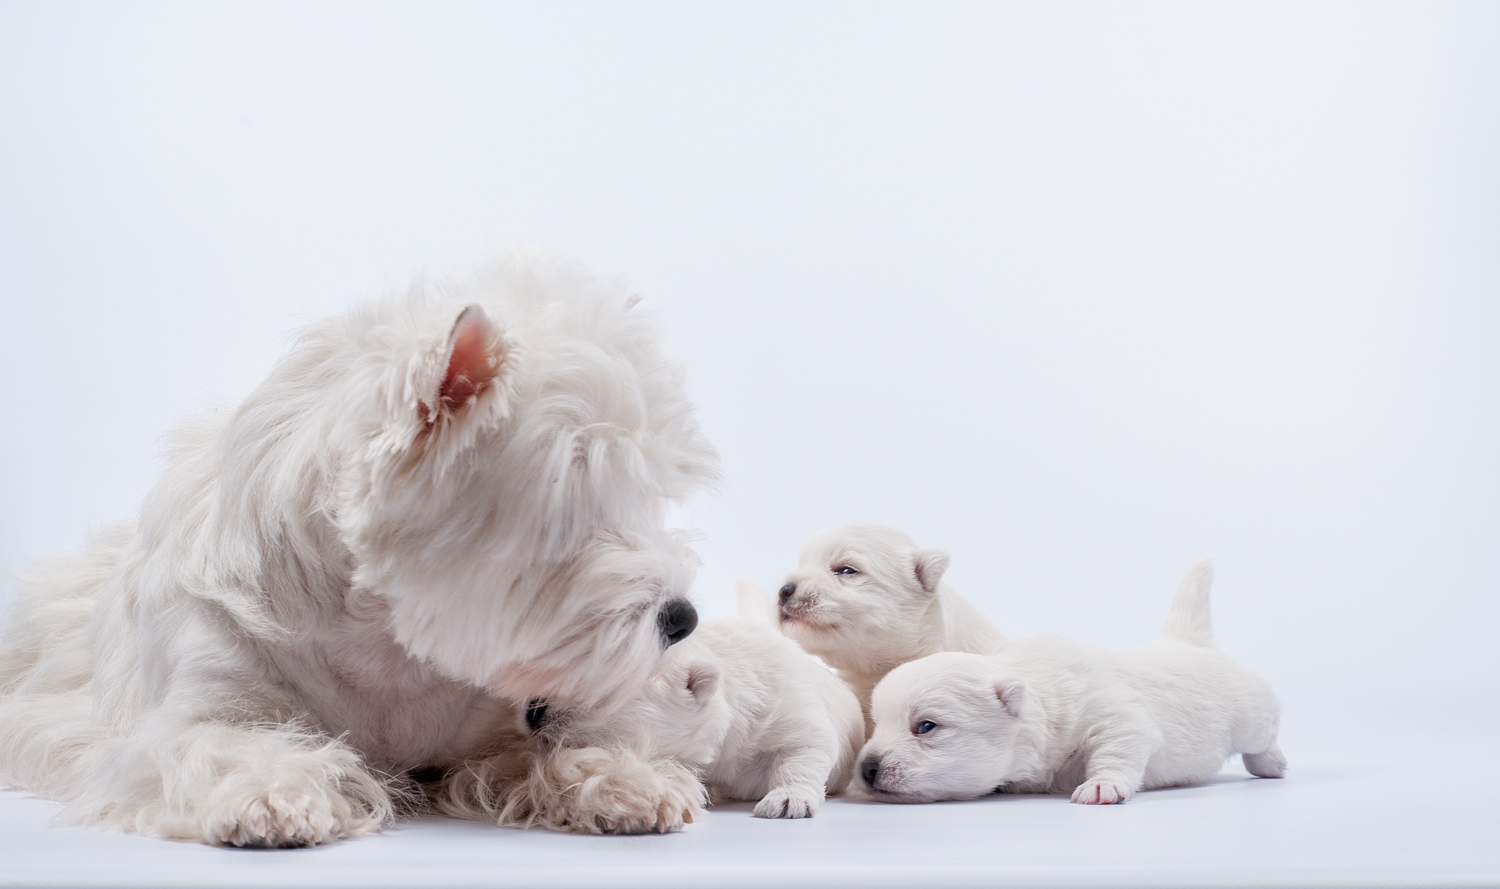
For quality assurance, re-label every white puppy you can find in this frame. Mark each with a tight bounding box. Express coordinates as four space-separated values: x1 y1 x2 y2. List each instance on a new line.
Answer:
776 524 1005 726
858 561 1285 804
476 601 865 828
0 249 718 845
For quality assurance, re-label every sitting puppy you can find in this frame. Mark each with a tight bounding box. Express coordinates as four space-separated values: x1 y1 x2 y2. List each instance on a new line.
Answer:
776 523 1005 728
858 561 1285 805
502 603 865 825
0 249 718 845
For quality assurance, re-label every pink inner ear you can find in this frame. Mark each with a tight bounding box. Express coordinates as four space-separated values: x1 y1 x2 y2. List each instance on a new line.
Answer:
686 665 718 698
996 680 1025 717
439 305 499 412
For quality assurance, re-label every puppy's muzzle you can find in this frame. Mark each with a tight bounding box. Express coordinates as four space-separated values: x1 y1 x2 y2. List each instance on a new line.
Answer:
657 598 698 648
777 583 798 620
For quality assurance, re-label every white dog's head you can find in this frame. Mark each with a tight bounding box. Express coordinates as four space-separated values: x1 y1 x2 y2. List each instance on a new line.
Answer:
856 652 1037 803
519 632 731 768
224 249 717 708
776 524 950 673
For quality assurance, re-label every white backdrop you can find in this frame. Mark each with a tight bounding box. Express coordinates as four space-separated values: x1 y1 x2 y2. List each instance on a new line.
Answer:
1 5 1497 883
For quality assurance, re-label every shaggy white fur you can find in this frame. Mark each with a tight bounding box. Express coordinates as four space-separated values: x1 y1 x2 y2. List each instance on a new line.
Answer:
857 561 1285 805
501 601 865 827
775 524 1005 729
0 249 718 845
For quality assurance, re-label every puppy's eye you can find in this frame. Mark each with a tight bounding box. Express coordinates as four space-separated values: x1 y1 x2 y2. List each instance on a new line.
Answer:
915 721 937 735
834 566 858 576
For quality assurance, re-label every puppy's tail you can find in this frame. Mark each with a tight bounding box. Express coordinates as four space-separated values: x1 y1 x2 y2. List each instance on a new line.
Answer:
1157 559 1215 647
735 579 777 626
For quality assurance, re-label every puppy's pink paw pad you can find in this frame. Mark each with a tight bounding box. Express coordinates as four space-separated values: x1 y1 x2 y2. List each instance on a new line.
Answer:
1070 780 1131 805
753 787 821 819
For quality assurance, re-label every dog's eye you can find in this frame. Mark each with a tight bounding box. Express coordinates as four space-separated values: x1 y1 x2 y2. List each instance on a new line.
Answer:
915 721 937 735
834 566 858 576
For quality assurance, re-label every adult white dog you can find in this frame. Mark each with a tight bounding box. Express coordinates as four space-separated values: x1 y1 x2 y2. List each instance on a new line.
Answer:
857 561 1285 804
775 524 1004 727
0 250 718 845
456 596 864 831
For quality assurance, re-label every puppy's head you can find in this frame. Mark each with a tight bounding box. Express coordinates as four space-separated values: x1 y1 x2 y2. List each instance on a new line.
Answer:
519 634 730 767
262 251 717 708
776 523 950 672
856 653 1033 803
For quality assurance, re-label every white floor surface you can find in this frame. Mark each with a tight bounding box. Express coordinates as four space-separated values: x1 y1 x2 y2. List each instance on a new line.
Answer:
1 723 1493 889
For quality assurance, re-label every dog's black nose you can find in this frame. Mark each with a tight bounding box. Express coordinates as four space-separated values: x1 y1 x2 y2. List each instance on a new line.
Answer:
524 698 549 733
861 756 881 788
658 598 698 648
778 583 796 602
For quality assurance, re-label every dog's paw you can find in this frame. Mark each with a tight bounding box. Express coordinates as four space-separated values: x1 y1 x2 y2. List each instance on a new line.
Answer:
589 770 700 835
753 786 823 819
201 781 381 847
507 747 706 835
1070 779 1133 805
579 765 703 835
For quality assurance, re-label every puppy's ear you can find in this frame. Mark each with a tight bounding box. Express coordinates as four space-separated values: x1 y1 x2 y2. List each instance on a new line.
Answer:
994 678 1026 718
912 548 951 595
685 661 720 700
433 305 503 419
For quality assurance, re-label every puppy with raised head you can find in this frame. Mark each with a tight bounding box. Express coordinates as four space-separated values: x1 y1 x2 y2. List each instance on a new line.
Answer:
487 594 865 828
0 249 718 845
858 561 1285 805
776 524 1005 727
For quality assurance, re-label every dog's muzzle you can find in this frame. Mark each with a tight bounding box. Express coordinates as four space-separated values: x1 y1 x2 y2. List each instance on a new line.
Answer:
657 598 698 648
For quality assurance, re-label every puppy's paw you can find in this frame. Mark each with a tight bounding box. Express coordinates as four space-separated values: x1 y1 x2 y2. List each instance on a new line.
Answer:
1243 742 1287 779
753 786 823 819
1070 779 1133 806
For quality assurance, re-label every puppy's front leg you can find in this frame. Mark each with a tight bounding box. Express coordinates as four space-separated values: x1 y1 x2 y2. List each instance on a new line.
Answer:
1070 730 1152 806
753 746 835 819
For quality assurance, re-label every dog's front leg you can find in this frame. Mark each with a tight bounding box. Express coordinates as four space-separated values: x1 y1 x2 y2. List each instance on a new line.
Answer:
753 746 836 819
75 606 394 848
486 746 706 834
1070 729 1153 805
75 706 393 846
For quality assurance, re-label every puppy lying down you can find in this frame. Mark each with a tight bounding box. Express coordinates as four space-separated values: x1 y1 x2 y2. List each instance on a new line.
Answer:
522 602 865 820
858 561 1285 805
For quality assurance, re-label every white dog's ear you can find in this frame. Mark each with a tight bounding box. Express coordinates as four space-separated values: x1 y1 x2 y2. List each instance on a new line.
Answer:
994 678 1026 717
431 305 503 420
912 548 951 594
685 662 720 700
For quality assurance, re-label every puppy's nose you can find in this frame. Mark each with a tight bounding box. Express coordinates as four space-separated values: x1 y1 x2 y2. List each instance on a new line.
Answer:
658 598 698 648
861 756 881 788
778 583 796 603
